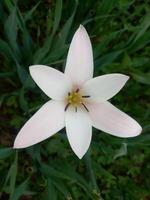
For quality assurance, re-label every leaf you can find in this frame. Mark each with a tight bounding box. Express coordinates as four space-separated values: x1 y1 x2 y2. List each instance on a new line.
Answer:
0 40 28 84
94 29 125 59
52 161 93 198
11 179 29 200
0 39 15 60
95 50 123 69
0 2 5 21
127 32 150 53
99 0 117 14
0 72 15 78
54 3 77 48
113 143 127 160
134 12 150 43
2 152 18 200
132 72 150 85
16 7 33 63
4 6 19 55
0 148 14 160
126 131 150 146
15 63 28 84
33 0 63 64
19 88 28 112
126 13 150 53
84 150 98 191
4 0 14 11
44 179 57 200
51 0 62 36
52 179 70 198
35 0 78 64
9 152 18 200
24 1 41 22
40 164 71 181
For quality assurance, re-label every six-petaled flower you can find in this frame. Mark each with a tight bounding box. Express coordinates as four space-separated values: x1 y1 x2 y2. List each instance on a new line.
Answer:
14 25 142 159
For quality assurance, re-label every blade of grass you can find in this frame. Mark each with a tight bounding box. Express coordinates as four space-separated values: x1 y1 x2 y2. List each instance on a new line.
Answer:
51 0 62 36
4 5 19 56
9 151 18 200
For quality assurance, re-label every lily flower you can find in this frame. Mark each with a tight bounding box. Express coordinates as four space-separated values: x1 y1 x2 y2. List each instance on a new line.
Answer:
14 25 142 159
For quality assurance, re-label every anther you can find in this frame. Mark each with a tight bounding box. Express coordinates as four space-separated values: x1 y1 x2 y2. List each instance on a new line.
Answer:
68 92 71 96
65 103 70 111
82 103 89 112
76 88 79 92
75 107 77 112
82 95 91 98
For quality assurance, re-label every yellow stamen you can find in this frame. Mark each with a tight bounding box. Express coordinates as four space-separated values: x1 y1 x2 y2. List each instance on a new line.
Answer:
67 91 82 106
65 89 90 112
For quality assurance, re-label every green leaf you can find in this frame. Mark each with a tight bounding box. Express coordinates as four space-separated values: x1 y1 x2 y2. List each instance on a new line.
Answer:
0 39 27 84
54 4 77 48
99 0 117 14
113 143 127 160
24 1 41 22
4 0 14 11
2 152 18 200
126 132 150 146
52 179 70 198
40 164 71 181
33 0 63 64
0 72 15 78
44 179 57 200
16 7 33 63
52 0 62 36
11 179 29 200
9 152 18 200
132 72 150 85
0 39 15 60
134 12 150 43
95 50 123 69
0 148 14 160
19 88 28 112
4 6 19 55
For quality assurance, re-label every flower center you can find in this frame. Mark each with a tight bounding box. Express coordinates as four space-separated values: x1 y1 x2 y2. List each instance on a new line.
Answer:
65 89 90 112
67 91 82 106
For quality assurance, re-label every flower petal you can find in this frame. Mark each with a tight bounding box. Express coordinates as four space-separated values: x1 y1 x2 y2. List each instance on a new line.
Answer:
65 25 93 87
81 74 129 101
88 101 142 138
14 100 65 148
30 65 71 100
65 107 92 159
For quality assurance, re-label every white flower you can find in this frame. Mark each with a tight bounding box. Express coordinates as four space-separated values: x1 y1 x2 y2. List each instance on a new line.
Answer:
14 25 142 159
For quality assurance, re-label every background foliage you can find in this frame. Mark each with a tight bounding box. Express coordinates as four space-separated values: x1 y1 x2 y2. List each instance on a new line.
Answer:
0 0 150 199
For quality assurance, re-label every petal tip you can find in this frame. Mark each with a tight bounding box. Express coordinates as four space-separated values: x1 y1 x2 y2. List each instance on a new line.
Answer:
13 140 22 149
76 152 84 159
116 73 130 82
13 136 29 149
136 124 142 136
79 24 84 29
124 74 130 82
29 65 36 75
78 24 86 32
29 64 39 72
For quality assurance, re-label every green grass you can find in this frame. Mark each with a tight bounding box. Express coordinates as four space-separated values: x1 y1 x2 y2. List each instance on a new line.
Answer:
0 0 150 199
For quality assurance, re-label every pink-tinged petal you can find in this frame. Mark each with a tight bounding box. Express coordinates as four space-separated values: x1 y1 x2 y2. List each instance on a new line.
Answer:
65 107 92 159
30 65 71 100
14 100 65 148
65 25 93 86
88 101 142 138
81 74 129 101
